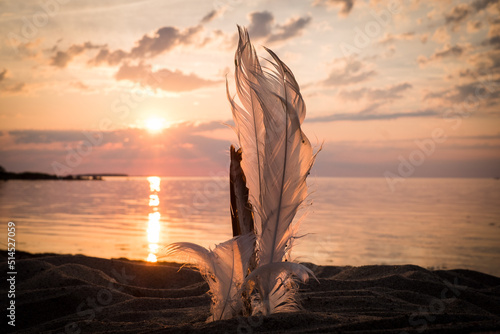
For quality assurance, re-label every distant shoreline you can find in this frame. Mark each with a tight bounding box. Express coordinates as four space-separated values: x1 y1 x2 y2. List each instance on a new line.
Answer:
0 171 127 181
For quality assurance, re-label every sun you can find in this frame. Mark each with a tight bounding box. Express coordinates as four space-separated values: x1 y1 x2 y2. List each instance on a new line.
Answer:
144 117 165 133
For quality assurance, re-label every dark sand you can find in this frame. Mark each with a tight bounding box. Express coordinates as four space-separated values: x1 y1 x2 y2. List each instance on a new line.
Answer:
2 251 500 333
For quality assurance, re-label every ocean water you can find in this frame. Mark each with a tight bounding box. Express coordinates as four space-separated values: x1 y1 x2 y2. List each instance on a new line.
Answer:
1 177 499 276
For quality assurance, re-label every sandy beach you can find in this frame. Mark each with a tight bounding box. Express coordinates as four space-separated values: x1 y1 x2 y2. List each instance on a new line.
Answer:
1 251 499 333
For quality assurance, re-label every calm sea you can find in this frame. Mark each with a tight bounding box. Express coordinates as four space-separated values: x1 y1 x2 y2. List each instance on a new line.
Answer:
1 177 499 276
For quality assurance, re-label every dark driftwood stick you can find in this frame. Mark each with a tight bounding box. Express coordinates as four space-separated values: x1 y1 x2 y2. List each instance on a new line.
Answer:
229 145 256 316
229 145 254 237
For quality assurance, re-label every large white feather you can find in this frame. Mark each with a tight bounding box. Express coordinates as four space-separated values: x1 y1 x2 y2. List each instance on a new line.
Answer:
227 26 266 234
228 26 318 314
229 27 315 265
256 46 315 265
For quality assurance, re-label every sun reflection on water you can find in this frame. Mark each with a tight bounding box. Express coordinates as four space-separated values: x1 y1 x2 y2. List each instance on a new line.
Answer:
149 176 161 192
146 176 161 262
149 194 159 207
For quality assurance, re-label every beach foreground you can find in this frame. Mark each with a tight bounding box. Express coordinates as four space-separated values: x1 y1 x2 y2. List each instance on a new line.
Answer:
2 252 500 333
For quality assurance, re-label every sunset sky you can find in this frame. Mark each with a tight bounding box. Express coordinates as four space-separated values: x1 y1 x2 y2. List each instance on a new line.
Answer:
1 0 499 178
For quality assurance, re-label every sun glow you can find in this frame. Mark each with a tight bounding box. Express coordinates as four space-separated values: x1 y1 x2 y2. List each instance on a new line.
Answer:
144 117 165 133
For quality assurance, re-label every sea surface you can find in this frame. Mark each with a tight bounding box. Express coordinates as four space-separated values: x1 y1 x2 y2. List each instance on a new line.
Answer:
1 177 499 276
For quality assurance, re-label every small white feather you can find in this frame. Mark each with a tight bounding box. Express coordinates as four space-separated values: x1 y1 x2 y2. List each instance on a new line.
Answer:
162 233 255 321
244 262 315 315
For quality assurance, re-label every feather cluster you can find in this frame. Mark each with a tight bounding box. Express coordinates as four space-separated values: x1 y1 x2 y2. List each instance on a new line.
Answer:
162 26 318 321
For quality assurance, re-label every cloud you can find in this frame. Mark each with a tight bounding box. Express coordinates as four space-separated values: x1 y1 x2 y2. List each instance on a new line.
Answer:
10 39 42 59
482 35 500 49
424 78 500 103
453 49 500 79
0 68 26 95
486 50 500 70
467 20 482 33
9 130 89 144
320 58 376 86
358 102 384 114
114 62 221 92
3 122 232 176
306 109 439 123
267 16 312 42
247 11 311 43
453 80 500 102
481 18 500 49
423 89 447 100
3 126 499 178
444 0 498 28
313 137 500 177
432 44 465 58
0 69 7 82
53 13 309 69
455 68 477 78
378 32 415 45
200 8 225 24
338 82 412 101
50 42 104 68
87 24 203 66
8 121 227 145
89 49 128 66
313 0 355 16
444 4 471 25
471 0 499 11
418 44 466 65
129 26 202 58
0 82 25 95
248 11 274 39
431 26 450 44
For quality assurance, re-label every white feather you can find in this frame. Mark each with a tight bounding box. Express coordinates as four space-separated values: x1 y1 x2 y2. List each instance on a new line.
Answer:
228 26 318 314
227 26 266 234
256 46 315 265
244 262 315 315
162 233 255 321
229 27 316 265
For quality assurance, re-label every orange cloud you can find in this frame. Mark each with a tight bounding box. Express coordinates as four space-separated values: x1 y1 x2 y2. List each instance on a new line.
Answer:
313 0 355 17
114 63 221 92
